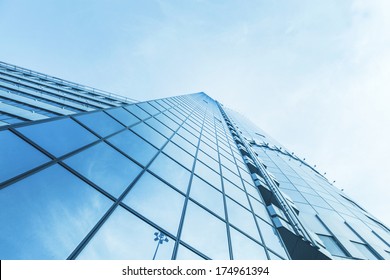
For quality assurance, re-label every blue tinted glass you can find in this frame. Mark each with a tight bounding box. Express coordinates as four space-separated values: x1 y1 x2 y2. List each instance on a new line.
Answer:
125 105 150 120
226 197 259 240
230 228 267 259
181 201 229 259
77 206 174 260
137 102 160 115
131 122 167 149
64 142 142 198
256 217 288 258
197 150 219 172
106 107 139 127
107 130 158 167
146 118 174 138
190 176 225 218
171 134 197 155
163 142 194 170
155 113 180 131
223 179 250 209
0 164 112 259
0 130 49 184
17 118 98 157
123 172 185 235
75 111 124 137
176 245 205 260
149 153 191 193
249 196 272 223
194 161 221 191
318 234 348 257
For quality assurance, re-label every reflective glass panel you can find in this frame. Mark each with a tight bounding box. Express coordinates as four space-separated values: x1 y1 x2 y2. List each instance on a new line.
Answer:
171 134 197 155
190 176 224 218
197 150 219 172
77 206 174 260
125 105 150 120
0 130 49 184
163 142 194 170
131 122 167 149
107 130 158 167
256 217 288 258
318 234 348 257
17 118 98 157
230 228 267 259
155 113 180 131
226 197 259 240
75 111 124 137
249 196 272 223
181 201 229 259
64 142 142 198
351 241 378 260
176 245 205 260
146 118 174 138
0 164 112 259
123 172 185 235
194 161 221 191
223 179 250 208
149 153 191 193
137 102 160 115
106 107 139 127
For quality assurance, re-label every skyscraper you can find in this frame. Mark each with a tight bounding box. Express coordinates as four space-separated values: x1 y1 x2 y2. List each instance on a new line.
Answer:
1 61 389 260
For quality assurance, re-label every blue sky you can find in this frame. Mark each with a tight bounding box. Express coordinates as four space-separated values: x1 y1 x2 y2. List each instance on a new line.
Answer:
1 0 389 225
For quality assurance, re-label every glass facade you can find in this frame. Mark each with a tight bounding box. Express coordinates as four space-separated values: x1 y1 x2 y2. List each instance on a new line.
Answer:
0 61 389 260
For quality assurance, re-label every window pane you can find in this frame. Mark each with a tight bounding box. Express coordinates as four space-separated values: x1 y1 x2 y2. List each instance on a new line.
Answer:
16 118 98 157
197 150 219 172
0 164 112 259
194 161 221 191
75 111 124 137
77 206 174 260
181 201 229 259
138 102 160 115
318 234 348 257
146 118 174 138
107 130 158 167
351 241 379 260
156 113 180 131
123 172 185 235
249 196 272 223
0 130 49 184
223 179 250 209
226 197 259 240
131 122 167 149
257 217 288 258
176 245 205 260
106 107 139 127
190 176 225 218
163 142 194 170
171 134 197 155
230 227 267 260
149 153 191 193
64 142 142 198
125 105 150 120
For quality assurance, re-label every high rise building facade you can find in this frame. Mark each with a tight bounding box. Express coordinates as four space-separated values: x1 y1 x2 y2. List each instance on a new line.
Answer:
1 61 389 260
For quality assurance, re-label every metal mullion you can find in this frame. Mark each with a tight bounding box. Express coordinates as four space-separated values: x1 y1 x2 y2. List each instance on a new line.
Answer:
211 109 234 260
171 98 208 260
